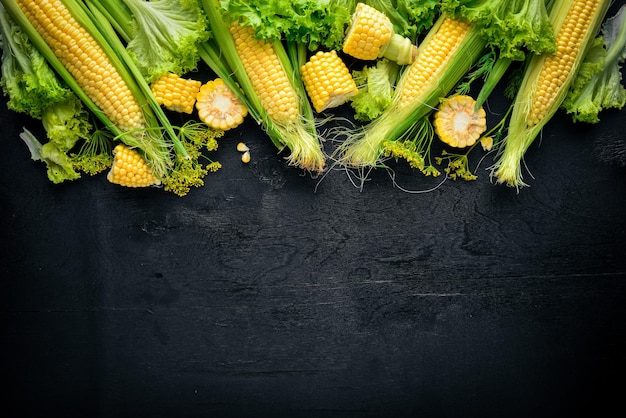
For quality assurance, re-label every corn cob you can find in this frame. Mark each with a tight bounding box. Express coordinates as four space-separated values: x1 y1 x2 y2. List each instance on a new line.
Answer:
229 23 299 124
196 78 248 130
343 2 417 65
151 72 202 114
492 0 611 188
222 20 325 173
337 15 487 170
15 0 144 133
301 50 359 113
397 18 472 109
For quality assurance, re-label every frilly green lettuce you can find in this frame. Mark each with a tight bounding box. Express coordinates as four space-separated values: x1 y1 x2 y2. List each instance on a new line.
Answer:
42 95 92 153
442 0 557 61
563 5 626 123
123 0 209 82
0 6 70 119
19 128 81 184
220 0 353 50
351 59 400 122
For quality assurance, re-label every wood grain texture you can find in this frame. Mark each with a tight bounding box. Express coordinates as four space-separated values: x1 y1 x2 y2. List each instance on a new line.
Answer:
2 47 626 418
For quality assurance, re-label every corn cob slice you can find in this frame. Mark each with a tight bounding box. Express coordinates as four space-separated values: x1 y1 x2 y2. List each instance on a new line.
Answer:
434 95 487 148
343 2 417 65
196 78 248 130
151 72 202 114
15 0 144 133
492 0 611 188
301 50 359 113
107 144 159 187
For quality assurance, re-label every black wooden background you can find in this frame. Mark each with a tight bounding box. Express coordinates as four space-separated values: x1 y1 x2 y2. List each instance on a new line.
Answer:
2 32 626 417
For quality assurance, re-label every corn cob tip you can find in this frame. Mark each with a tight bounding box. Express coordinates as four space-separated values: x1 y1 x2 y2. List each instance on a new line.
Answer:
151 73 202 114
107 144 160 188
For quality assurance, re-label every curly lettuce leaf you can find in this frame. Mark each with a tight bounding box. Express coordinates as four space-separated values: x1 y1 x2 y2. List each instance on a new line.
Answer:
220 0 354 50
41 95 93 152
351 59 400 122
365 0 440 39
442 0 556 61
0 5 70 119
19 128 80 184
563 5 626 123
123 0 209 82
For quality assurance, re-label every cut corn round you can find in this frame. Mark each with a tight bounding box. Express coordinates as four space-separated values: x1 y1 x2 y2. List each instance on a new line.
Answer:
433 95 487 148
15 0 144 133
301 51 359 113
151 73 202 114
196 78 248 130
342 2 417 65
107 144 160 188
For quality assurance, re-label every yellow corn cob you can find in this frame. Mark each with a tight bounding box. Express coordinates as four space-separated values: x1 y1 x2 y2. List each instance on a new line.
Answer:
301 50 359 113
196 78 248 130
492 0 611 188
229 23 299 123
335 15 487 171
398 17 472 109
433 95 487 148
15 0 144 133
526 0 604 126
342 2 417 65
107 144 159 188
151 73 202 114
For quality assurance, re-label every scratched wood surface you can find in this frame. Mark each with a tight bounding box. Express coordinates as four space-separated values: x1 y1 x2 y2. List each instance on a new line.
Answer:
2 58 626 417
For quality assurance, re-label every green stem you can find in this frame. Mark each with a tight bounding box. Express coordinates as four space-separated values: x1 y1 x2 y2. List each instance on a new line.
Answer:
475 56 513 110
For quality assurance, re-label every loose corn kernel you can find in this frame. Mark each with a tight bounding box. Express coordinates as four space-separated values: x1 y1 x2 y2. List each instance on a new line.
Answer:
229 23 299 123
398 18 472 109
107 144 160 188
301 51 359 113
241 150 251 164
196 78 248 130
16 0 144 133
433 95 487 148
527 0 601 126
151 73 202 114
237 142 249 152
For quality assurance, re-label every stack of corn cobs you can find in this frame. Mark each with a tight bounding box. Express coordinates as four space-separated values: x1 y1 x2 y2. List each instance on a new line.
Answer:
0 0 624 196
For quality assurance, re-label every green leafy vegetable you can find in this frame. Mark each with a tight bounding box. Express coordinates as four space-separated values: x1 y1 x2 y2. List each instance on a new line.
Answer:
115 0 209 82
19 128 80 184
563 4 626 123
0 5 70 119
350 59 400 122
41 95 92 153
220 0 353 50
365 0 440 40
442 0 557 61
